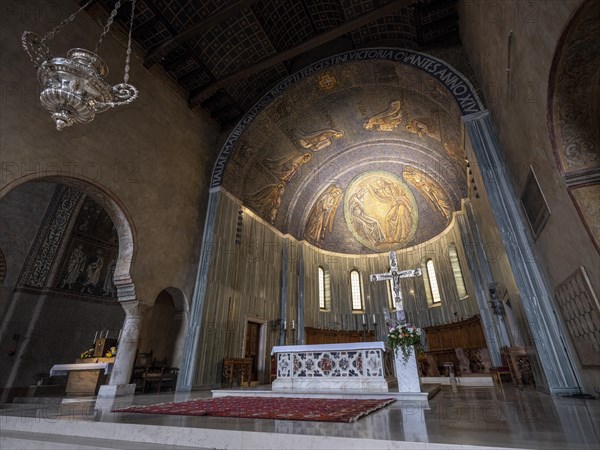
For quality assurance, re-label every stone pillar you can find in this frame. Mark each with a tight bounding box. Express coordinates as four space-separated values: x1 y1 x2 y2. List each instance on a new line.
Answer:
463 111 580 395
98 300 148 397
456 208 506 367
296 246 305 345
177 189 220 391
279 242 288 346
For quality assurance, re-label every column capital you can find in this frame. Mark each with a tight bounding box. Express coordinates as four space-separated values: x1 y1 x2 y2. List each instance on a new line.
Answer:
119 299 150 318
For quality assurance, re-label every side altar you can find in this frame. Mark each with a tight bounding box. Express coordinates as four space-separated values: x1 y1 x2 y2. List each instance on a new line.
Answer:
50 357 115 396
271 342 389 392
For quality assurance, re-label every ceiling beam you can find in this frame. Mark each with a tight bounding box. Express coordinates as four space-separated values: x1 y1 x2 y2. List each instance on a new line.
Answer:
143 0 261 68
188 0 414 107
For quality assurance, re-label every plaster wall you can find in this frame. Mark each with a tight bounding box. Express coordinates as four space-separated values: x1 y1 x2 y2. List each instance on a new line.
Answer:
0 182 55 318
0 0 219 306
459 0 598 293
459 0 600 393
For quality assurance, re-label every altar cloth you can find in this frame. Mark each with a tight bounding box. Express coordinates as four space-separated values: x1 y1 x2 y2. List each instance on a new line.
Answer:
50 362 113 376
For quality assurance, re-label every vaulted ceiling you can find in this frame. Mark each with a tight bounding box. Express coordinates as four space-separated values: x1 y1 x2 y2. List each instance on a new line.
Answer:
92 0 469 254
96 0 460 127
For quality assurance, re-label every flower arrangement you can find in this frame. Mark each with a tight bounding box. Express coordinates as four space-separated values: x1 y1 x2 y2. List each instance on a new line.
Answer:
387 323 422 363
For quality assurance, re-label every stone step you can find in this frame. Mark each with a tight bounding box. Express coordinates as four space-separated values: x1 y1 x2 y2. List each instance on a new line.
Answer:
1 431 209 450
12 396 64 405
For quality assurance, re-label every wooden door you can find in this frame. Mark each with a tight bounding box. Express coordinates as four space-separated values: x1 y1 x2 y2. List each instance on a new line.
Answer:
244 322 260 382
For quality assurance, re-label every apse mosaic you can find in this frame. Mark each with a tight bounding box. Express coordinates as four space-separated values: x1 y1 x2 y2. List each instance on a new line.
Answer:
221 58 468 254
343 171 418 252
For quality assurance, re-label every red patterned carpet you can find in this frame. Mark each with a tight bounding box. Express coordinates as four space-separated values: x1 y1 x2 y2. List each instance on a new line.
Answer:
114 396 395 423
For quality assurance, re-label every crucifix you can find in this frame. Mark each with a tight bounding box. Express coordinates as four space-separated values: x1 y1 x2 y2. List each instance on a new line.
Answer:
370 251 422 324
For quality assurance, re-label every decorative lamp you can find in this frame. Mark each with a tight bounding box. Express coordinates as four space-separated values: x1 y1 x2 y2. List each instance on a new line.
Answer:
22 0 138 131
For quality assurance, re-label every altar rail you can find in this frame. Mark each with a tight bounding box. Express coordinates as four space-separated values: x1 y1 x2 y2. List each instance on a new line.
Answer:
271 342 388 392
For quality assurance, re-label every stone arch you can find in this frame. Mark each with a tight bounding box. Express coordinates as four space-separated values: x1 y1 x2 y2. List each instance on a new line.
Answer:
547 0 600 251
0 175 137 300
210 48 484 189
141 287 188 369
163 286 189 313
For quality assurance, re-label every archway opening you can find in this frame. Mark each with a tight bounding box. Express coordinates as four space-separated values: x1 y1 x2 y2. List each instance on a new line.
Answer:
0 179 133 401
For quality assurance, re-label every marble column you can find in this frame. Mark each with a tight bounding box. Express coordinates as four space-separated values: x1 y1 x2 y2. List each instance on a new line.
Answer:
456 208 506 367
463 111 580 394
279 242 288 346
98 300 148 397
296 246 305 345
177 189 220 391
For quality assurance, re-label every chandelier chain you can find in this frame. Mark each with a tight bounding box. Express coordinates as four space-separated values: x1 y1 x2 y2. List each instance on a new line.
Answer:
95 0 124 53
42 0 94 43
123 0 136 84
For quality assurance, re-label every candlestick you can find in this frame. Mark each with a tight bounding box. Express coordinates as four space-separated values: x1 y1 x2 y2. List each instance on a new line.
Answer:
372 314 376 324
93 331 98 343
292 320 295 330
362 314 366 324
284 320 287 330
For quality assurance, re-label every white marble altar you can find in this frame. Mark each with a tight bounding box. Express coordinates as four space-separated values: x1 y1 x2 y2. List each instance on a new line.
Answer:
394 347 421 393
271 342 389 392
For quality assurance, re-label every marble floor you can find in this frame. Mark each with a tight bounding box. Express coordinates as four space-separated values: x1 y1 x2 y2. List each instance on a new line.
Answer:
1 384 598 449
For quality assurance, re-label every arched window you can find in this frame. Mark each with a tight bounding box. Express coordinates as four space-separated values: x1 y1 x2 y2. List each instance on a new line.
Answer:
426 259 441 304
448 244 467 299
350 270 363 311
318 266 331 310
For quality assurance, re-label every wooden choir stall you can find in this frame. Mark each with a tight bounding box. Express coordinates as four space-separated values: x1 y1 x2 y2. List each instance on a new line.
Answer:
420 315 491 377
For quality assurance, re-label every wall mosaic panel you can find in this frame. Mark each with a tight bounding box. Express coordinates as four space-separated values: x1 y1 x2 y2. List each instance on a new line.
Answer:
17 185 81 288
54 197 119 298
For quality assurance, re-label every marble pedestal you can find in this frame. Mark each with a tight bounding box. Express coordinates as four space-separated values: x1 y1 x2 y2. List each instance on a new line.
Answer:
95 384 136 422
394 348 421 393
97 383 136 397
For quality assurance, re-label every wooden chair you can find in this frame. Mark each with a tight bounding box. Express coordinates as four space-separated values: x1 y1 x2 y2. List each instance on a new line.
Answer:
141 366 179 394
131 351 153 392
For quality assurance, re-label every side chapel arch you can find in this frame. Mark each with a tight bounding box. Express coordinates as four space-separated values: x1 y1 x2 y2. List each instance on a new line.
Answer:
0 175 137 300
548 0 600 252
1 175 139 388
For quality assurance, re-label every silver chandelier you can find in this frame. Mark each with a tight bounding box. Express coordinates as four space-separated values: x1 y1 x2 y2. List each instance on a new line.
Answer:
22 0 138 131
